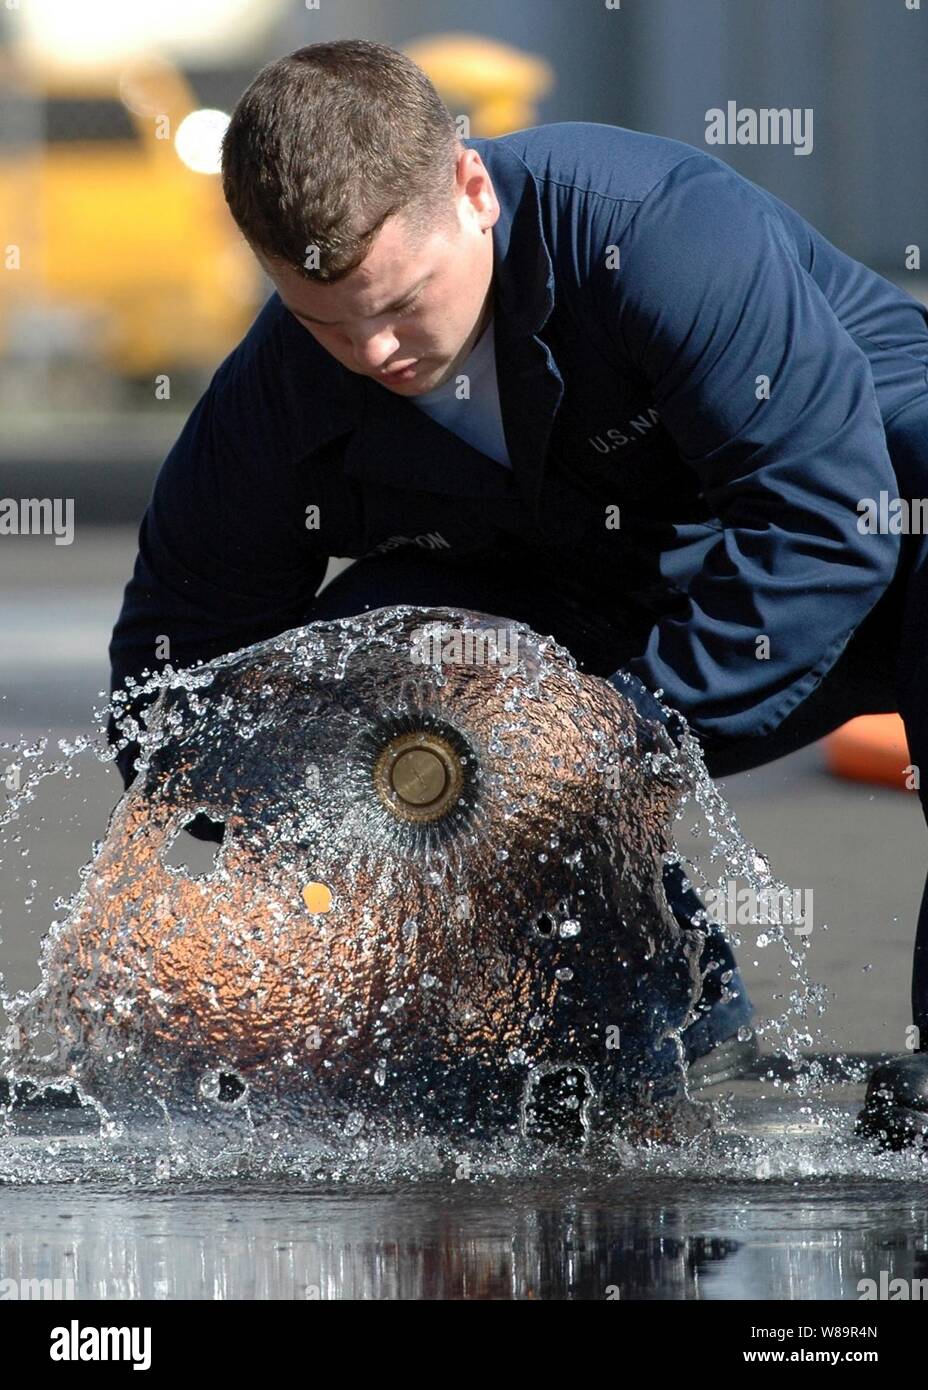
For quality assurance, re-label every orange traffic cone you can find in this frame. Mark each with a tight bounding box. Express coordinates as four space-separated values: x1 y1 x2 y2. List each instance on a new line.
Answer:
823 714 916 792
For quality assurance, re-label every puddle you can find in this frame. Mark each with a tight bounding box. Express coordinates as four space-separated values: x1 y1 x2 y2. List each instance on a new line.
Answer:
0 1076 925 1298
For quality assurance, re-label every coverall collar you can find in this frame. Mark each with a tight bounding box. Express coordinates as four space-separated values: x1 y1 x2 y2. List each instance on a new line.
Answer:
476 135 556 337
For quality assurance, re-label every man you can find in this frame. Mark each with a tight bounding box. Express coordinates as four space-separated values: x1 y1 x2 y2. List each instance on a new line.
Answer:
109 40 928 1143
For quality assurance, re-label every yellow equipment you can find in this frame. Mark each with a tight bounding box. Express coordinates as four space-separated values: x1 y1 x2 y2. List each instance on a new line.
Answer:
0 55 258 380
403 33 555 137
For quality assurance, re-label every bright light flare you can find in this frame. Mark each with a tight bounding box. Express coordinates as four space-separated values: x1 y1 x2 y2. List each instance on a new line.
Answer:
174 109 229 175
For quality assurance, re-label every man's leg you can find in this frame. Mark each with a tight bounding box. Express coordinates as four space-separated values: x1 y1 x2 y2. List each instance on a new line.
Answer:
864 582 928 1042
849 402 928 1144
886 407 928 1043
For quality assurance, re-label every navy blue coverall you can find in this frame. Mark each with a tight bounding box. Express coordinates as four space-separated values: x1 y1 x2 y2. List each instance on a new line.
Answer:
109 122 928 1051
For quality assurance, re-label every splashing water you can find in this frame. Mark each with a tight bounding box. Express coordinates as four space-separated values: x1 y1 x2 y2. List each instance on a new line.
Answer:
0 606 921 1183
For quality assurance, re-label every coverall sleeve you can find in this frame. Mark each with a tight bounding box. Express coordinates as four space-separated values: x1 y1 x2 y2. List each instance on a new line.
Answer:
108 347 328 790
603 155 900 750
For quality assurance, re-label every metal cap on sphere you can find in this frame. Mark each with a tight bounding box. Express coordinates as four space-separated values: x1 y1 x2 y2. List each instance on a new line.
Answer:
373 731 464 822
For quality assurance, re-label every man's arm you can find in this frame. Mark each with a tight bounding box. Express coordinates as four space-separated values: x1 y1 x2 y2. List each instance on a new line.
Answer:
598 154 900 751
109 326 328 789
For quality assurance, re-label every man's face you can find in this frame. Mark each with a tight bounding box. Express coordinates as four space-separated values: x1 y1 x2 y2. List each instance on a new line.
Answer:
256 146 499 395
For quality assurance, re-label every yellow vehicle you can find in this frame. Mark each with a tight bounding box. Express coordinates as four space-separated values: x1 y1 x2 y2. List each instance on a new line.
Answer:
403 34 554 137
0 57 259 380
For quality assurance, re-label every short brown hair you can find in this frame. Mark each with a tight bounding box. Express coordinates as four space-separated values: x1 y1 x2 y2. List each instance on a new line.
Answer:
221 40 460 282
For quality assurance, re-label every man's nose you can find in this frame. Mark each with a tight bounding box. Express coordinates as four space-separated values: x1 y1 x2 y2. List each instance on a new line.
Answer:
350 324 401 371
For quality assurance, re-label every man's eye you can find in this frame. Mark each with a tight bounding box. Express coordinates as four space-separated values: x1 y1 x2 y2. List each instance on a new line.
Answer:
396 294 422 315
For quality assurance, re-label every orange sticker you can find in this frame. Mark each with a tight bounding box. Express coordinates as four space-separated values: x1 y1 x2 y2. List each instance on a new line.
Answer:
302 881 333 914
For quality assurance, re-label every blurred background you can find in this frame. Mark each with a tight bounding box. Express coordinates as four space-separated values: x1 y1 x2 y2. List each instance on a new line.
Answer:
1 0 927 1051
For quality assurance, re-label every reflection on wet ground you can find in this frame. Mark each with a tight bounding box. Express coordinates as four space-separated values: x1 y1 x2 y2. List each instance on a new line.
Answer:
1 1078 925 1300
3 1170 927 1301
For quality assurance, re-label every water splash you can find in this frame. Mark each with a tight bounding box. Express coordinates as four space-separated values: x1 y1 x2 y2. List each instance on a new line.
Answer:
0 605 915 1182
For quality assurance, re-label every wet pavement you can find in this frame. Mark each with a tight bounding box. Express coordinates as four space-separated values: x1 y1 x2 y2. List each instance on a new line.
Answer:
1 1077 926 1300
